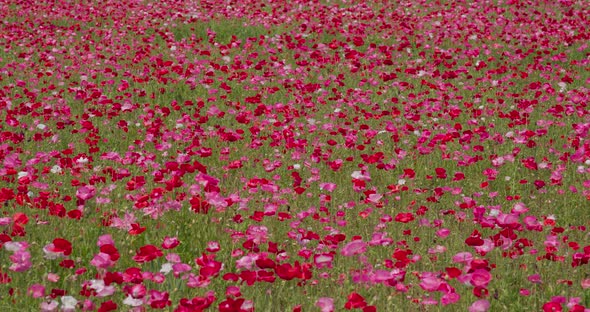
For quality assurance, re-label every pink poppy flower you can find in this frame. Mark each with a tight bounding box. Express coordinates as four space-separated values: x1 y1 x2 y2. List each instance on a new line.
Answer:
341 240 367 256
315 297 334 312
469 299 490 312
76 185 96 201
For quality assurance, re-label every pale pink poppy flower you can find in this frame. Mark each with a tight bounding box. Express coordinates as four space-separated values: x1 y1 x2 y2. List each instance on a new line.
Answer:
419 274 442 292
97 234 115 247
452 252 473 264
46 273 60 282
469 299 490 312
76 185 96 201
90 253 114 269
315 297 334 312
40 300 58 312
340 240 367 257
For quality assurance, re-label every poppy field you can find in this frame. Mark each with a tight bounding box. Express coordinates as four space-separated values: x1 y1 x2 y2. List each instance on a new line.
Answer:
0 0 589 311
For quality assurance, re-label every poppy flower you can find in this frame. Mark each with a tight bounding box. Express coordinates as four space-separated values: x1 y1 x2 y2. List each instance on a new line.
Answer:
43 238 72 259
395 212 415 223
345 292 367 309
316 297 334 312
275 263 300 280
133 245 163 263
341 240 367 256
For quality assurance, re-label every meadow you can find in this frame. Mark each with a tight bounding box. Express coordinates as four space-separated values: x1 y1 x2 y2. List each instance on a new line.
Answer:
0 0 589 311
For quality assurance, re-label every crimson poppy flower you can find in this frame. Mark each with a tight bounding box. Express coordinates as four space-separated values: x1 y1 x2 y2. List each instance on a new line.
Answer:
344 292 367 309
133 245 163 263
395 212 415 223
44 238 72 257
275 263 300 281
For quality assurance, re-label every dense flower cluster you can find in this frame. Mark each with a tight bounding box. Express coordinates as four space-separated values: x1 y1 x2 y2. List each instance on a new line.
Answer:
0 0 588 311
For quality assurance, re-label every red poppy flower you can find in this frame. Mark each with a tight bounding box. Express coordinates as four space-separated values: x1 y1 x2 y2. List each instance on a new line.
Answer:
395 212 415 223
98 300 117 312
100 244 120 261
133 245 163 263
344 292 367 309
275 263 300 281
129 223 146 235
51 238 72 256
